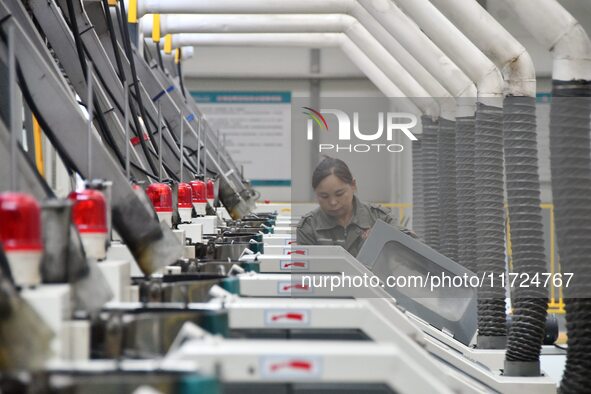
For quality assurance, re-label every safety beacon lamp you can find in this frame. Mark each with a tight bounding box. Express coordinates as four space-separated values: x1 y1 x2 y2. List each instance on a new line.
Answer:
146 183 173 227
177 182 193 223
0 192 43 286
68 189 108 260
190 180 207 216
206 178 215 207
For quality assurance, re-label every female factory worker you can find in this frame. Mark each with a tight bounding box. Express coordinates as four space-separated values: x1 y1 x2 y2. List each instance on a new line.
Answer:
297 157 403 257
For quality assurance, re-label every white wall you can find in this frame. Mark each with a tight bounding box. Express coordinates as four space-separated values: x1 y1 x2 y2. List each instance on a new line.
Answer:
185 69 388 204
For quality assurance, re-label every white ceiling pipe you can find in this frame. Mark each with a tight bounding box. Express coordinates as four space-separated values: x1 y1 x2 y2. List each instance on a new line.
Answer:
157 46 195 60
179 46 194 60
500 0 591 81
144 10 459 106
430 0 535 97
392 0 504 106
131 0 477 115
155 33 422 116
359 0 478 111
135 0 349 16
144 13 351 33
143 14 445 119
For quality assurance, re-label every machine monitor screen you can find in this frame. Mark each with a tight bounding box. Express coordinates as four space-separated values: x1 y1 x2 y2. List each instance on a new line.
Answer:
357 220 478 346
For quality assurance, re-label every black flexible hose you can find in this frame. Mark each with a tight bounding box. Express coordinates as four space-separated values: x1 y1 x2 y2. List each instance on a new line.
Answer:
177 49 187 100
101 0 125 84
63 0 136 174
421 116 440 250
455 116 477 274
16 66 80 180
438 118 459 261
503 96 548 376
16 61 113 186
412 139 425 237
549 80 591 393
101 0 163 179
65 0 87 79
155 41 165 71
116 0 161 176
474 103 507 348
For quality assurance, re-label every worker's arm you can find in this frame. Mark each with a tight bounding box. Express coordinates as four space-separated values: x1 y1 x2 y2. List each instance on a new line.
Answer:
296 216 317 245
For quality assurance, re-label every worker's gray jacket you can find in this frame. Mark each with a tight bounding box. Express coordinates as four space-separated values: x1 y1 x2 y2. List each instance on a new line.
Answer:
296 195 398 257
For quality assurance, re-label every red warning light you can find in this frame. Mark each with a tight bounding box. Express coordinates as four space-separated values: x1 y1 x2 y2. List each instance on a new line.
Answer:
177 182 193 209
189 180 207 203
146 183 173 213
0 192 43 251
206 179 215 200
68 189 108 234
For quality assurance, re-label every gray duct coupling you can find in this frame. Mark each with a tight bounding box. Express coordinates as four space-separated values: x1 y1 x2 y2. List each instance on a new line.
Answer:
503 96 548 376
421 116 440 250
438 118 459 261
474 103 507 346
412 139 425 237
549 80 591 393
455 116 477 274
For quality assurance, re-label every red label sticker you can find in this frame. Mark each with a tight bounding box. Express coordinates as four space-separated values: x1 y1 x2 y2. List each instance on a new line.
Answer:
271 360 312 372
283 283 309 291
261 356 321 378
280 261 309 270
277 281 313 295
264 309 310 326
271 313 304 321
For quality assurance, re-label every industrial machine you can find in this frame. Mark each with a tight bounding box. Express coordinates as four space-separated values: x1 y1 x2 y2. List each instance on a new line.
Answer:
1 0 589 393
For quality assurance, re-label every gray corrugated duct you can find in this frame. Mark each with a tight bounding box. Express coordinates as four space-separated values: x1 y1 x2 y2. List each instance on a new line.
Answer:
412 139 425 238
499 0 591 385
455 116 477 274
438 118 458 261
474 103 507 348
421 116 440 250
428 0 550 368
550 81 591 392
503 96 548 376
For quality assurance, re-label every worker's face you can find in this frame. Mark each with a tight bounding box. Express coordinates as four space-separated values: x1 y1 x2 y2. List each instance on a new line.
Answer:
315 174 356 218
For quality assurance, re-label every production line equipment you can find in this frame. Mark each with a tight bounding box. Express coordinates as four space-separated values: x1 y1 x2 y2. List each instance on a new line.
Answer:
0 0 581 393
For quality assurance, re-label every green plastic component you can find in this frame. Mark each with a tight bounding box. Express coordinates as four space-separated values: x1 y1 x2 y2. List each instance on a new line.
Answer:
178 375 220 394
201 310 230 337
241 261 261 273
248 241 264 254
221 276 240 294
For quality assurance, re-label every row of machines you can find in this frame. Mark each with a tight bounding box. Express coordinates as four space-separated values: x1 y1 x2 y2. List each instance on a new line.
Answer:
1 182 560 393
0 0 561 393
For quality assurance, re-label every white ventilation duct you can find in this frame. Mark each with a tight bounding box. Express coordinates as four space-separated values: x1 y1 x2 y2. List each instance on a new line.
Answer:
131 0 480 115
151 33 420 115
143 14 443 119
501 0 591 81
391 0 503 104
430 0 535 97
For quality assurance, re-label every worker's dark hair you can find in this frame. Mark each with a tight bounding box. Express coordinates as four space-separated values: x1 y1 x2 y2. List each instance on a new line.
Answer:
312 156 354 189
